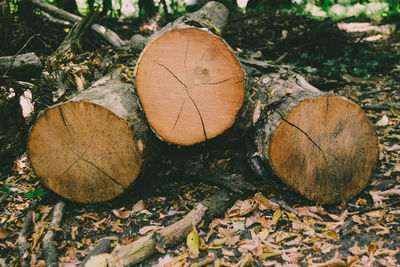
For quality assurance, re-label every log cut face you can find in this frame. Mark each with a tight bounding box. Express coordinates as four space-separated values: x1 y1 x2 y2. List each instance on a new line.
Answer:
136 28 244 146
27 69 154 203
268 96 378 203
28 102 143 203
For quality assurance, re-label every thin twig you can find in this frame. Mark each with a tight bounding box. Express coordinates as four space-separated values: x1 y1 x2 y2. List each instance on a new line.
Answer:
3 34 39 77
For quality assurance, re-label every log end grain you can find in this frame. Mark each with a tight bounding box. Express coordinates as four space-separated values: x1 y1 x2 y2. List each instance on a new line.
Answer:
28 101 144 203
268 96 378 204
136 27 244 146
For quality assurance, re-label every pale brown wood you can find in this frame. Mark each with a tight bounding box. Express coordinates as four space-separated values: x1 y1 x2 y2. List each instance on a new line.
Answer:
28 69 154 203
28 102 142 203
269 96 378 203
136 27 244 146
243 64 379 204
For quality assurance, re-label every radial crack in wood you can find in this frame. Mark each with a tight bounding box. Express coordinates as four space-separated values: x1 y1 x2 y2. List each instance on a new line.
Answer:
136 27 244 146
268 96 378 203
28 69 156 203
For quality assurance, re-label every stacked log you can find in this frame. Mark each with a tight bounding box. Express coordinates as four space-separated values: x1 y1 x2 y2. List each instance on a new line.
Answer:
27 1 378 205
28 69 157 203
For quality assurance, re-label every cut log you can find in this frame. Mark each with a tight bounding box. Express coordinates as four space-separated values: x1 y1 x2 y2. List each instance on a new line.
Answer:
0 52 42 79
244 62 379 204
27 69 156 203
136 27 244 145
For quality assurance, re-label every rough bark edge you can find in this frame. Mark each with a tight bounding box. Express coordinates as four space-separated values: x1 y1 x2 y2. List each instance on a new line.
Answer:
42 201 65 267
52 10 97 58
27 0 126 47
108 189 235 266
81 238 111 267
17 201 37 267
130 1 229 51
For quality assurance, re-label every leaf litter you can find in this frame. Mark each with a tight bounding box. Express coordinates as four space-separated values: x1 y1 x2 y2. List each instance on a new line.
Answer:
1 10 400 267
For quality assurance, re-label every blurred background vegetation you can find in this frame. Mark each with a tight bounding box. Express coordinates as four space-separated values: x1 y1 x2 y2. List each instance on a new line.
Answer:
2 0 400 21
1 0 399 84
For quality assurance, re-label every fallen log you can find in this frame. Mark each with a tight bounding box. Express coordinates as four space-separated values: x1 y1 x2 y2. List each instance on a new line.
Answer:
132 1 378 203
27 0 126 47
243 60 379 204
135 1 378 203
27 69 157 203
0 52 42 79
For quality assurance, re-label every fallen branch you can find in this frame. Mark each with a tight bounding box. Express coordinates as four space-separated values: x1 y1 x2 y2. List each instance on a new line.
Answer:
27 0 126 47
362 102 400 111
0 52 42 79
17 202 37 267
41 11 72 27
108 189 235 266
81 238 111 267
42 201 65 267
52 10 97 58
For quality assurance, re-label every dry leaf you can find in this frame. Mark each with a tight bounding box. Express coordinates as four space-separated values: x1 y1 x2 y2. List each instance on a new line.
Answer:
376 115 389 127
349 243 366 256
0 228 8 239
209 218 229 229
370 186 400 206
328 210 348 221
186 227 199 257
365 224 391 235
271 209 282 225
82 213 100 221
225 235 240 247
112 209 131 219
93 218 107 231
254 192 279 210
352 215 368 225
110 221 124 233
365 209 383 218
139 225 161 235
308 251 346 266
132 200 146 214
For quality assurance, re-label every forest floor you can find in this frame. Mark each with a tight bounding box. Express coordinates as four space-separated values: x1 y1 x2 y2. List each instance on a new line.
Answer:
1 10 400 266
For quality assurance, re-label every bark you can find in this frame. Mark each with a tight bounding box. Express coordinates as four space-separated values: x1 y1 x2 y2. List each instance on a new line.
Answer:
52 10 97 58
43 201 65 267
133 0 378 203
27 0 126 47
17 202 37 267
0 52 42 79
130 1 229 51
27 68 158 203
108 188 235 266
242 60 379 204
80 238 111 267
0 92 26 165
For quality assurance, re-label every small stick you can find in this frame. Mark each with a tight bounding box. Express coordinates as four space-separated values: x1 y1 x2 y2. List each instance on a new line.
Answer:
43 201 66 267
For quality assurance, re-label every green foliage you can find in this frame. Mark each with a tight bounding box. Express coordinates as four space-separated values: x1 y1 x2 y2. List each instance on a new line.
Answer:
295 0 400 22
1 185 11 198
23 188 45 199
